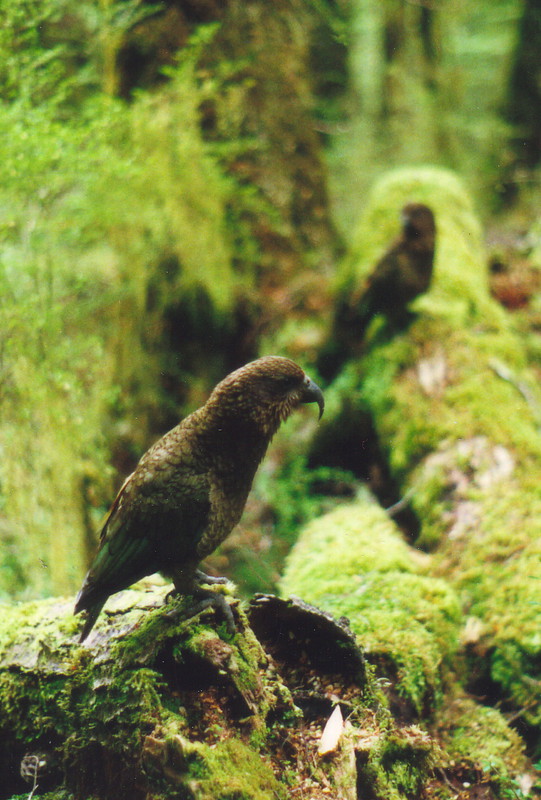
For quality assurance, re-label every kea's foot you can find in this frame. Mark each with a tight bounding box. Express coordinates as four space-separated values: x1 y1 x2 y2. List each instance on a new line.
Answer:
165 586 236 634
195 569 229 586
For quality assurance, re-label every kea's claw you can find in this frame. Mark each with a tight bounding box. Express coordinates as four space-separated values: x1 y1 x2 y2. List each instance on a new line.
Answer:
165 587 179 604
165 586 236 634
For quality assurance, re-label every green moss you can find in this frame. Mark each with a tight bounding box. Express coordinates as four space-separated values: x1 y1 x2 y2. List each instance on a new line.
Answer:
454 490 541 724
360 320 541 482
439 696 526 786
0 595 168 750
0 589 292 797
0 628 167 757
280 502 416 593
192 738 287 800
409 444 541 725
280 502 463 714
357 726 434 800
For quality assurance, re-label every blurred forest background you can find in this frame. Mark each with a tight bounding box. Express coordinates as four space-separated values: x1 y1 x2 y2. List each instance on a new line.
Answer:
1 0 541 603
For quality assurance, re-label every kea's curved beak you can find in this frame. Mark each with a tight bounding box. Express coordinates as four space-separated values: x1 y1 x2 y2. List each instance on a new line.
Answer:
300 376 324 420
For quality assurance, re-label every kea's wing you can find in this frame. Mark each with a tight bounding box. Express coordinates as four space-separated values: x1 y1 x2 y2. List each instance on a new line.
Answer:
366 244 404 292
75 467 211 615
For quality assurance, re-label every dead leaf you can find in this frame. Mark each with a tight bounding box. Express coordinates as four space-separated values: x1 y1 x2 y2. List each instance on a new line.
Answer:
318 705 344 756
417 352 447 396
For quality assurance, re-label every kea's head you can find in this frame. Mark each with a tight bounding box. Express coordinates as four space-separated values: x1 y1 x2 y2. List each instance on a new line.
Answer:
401 202 436 244
208 356 324 436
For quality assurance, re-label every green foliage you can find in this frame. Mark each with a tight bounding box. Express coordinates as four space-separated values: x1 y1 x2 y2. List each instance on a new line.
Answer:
0 10 258 598
0 0 164 104
0 0 83 105
256 454 355 549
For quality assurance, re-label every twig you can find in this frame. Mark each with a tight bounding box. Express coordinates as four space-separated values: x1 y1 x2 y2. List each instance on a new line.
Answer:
435 766 459 796
489 359 541 427
505 700 537 725
25 755 40 800
386 486 416 517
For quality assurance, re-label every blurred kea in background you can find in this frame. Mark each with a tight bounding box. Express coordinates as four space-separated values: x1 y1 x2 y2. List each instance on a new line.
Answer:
75 356 324 641
319 203 436 381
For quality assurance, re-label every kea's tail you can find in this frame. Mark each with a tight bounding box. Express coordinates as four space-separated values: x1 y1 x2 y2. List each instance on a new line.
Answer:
74 591 106 643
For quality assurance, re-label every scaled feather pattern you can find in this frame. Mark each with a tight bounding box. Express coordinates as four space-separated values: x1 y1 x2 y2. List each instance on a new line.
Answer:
75 356 324 641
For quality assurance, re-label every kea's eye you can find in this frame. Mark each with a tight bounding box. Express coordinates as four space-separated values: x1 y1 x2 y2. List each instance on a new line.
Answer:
269 374 301 394
282 375 302 391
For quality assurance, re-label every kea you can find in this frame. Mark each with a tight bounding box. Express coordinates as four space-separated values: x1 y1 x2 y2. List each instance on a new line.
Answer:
75 356 324 641
319 202 436 380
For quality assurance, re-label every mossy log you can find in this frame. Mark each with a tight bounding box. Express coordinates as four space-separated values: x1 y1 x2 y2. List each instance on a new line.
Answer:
281 502 530 797
299 166 541 792
350 168 541 730
0 578 503 800
0 583 376 799
0 576 529 800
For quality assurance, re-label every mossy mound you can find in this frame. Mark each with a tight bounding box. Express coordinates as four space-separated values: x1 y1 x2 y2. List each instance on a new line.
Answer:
280 502 463 716
438 695 527 782
190 738 287 800
278 501 416 586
